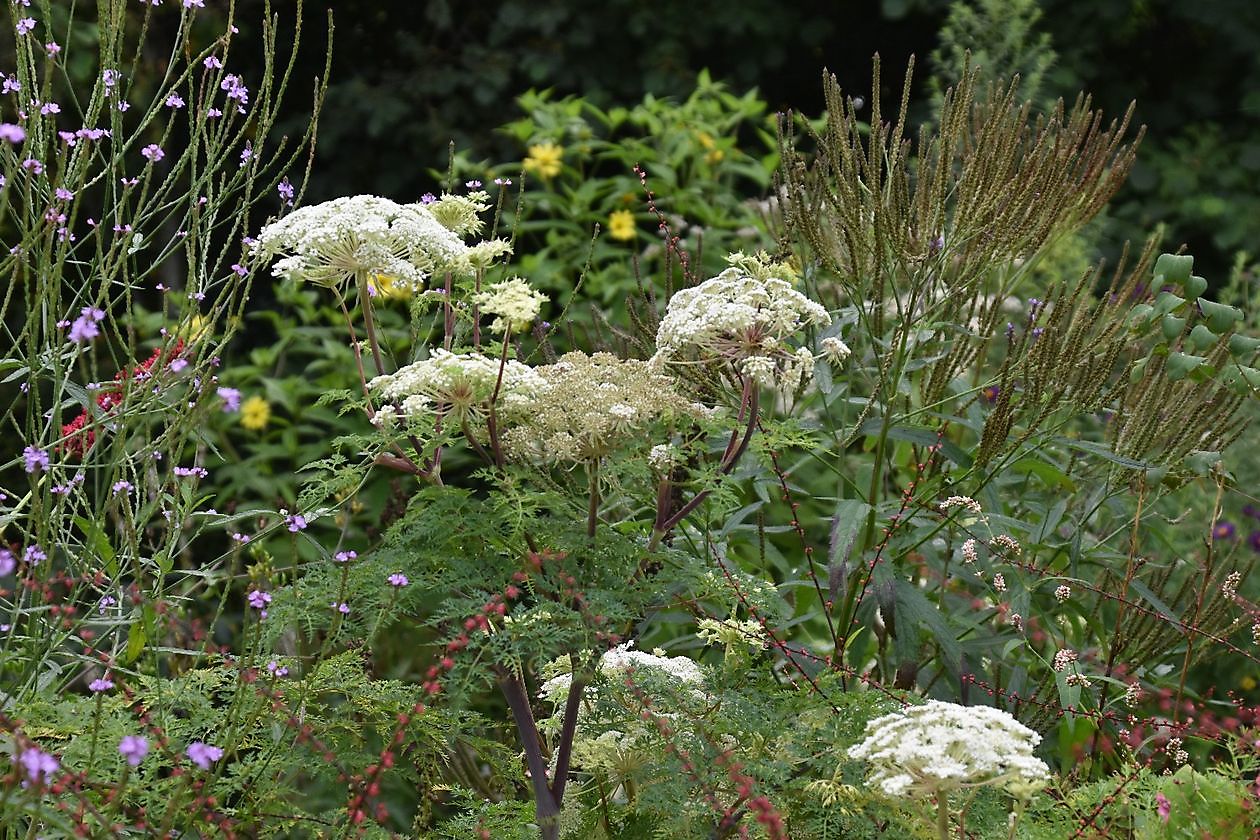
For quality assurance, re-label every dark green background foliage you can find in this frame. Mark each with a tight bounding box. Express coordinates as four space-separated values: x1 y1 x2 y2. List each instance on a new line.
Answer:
222 0 1260 283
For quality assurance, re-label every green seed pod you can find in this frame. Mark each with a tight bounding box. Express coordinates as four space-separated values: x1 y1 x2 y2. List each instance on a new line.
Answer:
1228 334 1260 359
1197 298 1242 333
1187 323 1218 352
1161 314 1186 341
1153 291 1185 317
1153 253 1193 286
1164 352 1205 381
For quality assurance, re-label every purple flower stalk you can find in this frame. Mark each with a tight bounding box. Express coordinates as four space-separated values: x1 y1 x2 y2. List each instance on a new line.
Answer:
23 446 49 473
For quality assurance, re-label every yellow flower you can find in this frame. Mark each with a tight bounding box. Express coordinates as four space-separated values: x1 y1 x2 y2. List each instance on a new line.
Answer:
370 273 411 300
607 210 636 242
1243 675 1257 691
240 395 271 431
178 313 210 342
522 142 564 180
696 131 725 164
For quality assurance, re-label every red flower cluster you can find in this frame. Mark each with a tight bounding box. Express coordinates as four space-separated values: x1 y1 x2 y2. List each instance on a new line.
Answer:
59 340 186 457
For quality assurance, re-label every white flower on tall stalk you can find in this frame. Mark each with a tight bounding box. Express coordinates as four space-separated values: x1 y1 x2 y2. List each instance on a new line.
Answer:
252 195 470 290
848 700 1049 801
369 348 545 425
473 276 548 334
651 254 830 390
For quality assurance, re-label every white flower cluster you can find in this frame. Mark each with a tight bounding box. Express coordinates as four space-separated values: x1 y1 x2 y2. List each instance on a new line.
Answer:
539 642 704 703
848 700 1049 799
538 642 707 775
696 616 768 653
253 195 471 290
473 277 548 334
369 349 545 423
652 259 829 389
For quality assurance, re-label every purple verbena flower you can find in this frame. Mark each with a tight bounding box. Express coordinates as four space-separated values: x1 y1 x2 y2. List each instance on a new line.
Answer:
89 676 114 692
15 18 36 36
19 747 58 784
247 590 271 610
164 92 185 109
141 143 164 162
333 550 357 563
24 544 46 565
217 387 241 412
185 741 222 770
118 735 149 766
23 446 49 472
284 512 307 532
0 549 15 576
277 177 294 205
387 573 409 588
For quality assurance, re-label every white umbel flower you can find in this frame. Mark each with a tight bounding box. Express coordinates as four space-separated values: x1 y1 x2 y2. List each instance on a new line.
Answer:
253 195 470 290
473 277 548 334
651 260 829 390
848 700 1049 800
369 348 545 424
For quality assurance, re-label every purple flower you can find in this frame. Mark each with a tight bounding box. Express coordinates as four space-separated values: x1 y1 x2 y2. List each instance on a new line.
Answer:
164 92 185 109
16 18 36 36
217 387 241 412
184 0 205 8
1243 504 1260 521
141 143 164 162
206 107 223 118
1250 531 1260 554
19 747 58 784
54 187 73 200
98 595 118 614
23 446 49 473
420 192 436 204
493 177 513 186
465 179 482 189
1155 791 1171 823
45 42 60 56
266 660 288 677
247 590 271 610
230 263 248 277
69 307 105 343
285 512 307 532
239 141 252 166
24 544 46 565
387 573 409 588
231 532 251 544
173 466 208 478
0 123 25 143
40 102 60 115
277 177 294 205
2 75 20 95
220 74 249 112
118 735 149 767
102 69 121 88
169 358 188 372
204 55 222 70
333 550 357 563
0 549 15 576
112 480 133 494
89 676 114 693
330 601 349 614
185 741 223 770
22 158 43 174
1214 521 1237 540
